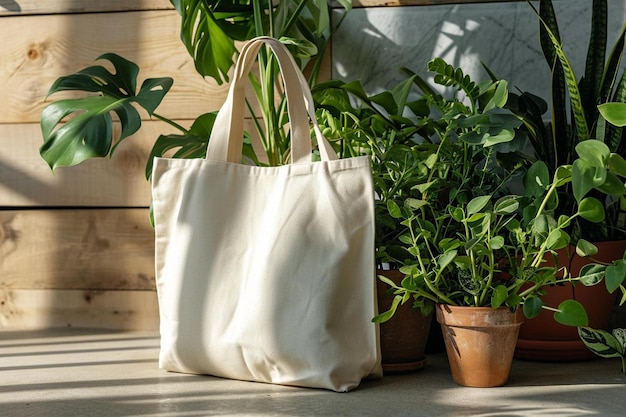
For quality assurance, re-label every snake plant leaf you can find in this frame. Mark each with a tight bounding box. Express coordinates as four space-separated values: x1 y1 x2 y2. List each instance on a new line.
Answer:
606 260 626 293
40 53 173 170
578 326 625 358
554 299 588 327
580 0 607 123
535 0 589 142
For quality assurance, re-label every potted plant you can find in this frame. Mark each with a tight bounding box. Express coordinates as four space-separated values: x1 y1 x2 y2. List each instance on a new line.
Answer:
371 59 626 386
39 0 351 175
311 56 530 373
314 58 527 378
506 0 626 360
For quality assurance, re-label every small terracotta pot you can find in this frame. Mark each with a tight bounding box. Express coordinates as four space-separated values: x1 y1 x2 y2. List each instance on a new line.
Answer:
377 269 432 373
436 304 523 387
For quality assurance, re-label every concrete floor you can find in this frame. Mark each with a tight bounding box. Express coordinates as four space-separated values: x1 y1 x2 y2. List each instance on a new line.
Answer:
1 328 625 417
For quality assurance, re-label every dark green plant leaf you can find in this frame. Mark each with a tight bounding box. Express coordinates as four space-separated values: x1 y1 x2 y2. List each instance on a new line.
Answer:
606 260 626 293
524 161 550 197
145 112 217 179
387 200 402 219
536 0 589 142
596 172 626 195
609 153 626 177
491 284 508 308
40 53 173 170
554 299 588 326
578 326 625 358
523 296 543 319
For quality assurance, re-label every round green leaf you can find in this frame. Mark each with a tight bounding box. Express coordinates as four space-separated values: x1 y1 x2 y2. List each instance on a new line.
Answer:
598 102 626 127
524 161 550 197
577 197 606 222
606 260 626 293
575 140 610 167
554 299 588 327
575 239 598 257
387 200 402 219
523 296 543 319
491 284 508 308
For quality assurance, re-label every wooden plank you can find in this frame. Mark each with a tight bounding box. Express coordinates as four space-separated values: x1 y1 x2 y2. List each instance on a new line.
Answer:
0 0 173 16
0 118 267 207
0 209 155 291
0 10 228 124
0 288 159 330
0 121 170 207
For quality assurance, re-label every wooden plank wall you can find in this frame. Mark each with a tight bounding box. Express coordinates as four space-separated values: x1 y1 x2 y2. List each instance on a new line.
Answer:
0 1 213 330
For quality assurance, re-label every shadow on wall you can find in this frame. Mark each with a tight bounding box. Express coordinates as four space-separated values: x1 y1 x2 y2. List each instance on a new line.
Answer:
0 1 20 12
331 0 626 101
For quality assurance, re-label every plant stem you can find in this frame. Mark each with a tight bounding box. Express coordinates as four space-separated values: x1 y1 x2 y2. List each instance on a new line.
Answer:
152 112 188 133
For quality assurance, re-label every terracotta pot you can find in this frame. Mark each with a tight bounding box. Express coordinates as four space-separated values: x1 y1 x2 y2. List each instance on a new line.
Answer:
436 304 523 387
515 240 625 361
377 269 432 373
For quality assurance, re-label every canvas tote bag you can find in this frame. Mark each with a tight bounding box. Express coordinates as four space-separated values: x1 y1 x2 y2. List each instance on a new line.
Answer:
151 37 381 392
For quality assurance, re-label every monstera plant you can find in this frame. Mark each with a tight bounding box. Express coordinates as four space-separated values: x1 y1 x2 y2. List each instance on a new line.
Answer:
40 0 351 175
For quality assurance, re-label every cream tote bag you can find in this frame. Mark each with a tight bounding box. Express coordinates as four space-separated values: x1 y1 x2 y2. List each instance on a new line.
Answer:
151 37 381 392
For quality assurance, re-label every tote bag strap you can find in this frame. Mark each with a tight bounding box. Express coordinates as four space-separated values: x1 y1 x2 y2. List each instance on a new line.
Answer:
206 36 337 164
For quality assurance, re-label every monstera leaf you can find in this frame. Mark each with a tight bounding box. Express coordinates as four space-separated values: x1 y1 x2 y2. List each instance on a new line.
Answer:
170 0 350 84
40 53 173 170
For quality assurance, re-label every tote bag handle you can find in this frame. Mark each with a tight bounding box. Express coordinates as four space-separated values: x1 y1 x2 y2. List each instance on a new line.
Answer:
206 36 337 164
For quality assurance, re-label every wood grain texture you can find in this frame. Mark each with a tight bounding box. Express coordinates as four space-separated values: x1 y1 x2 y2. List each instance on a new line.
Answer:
0 10 228 124
0 118 265 207
0 288 159 330
0 209 155 291
0 121 170 207
0 0 173 15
